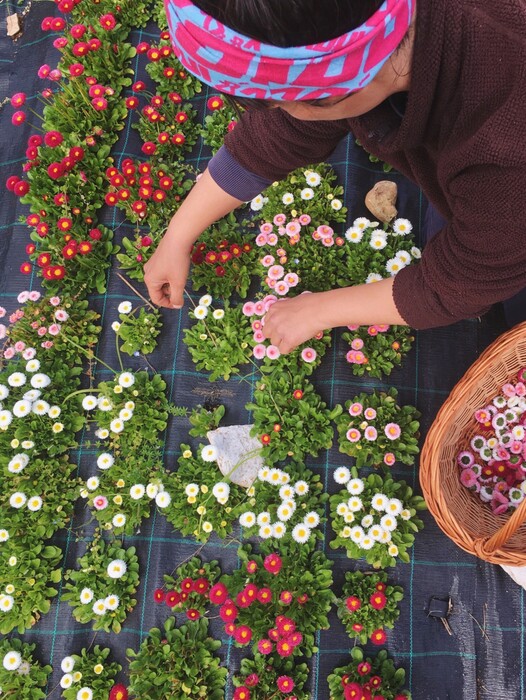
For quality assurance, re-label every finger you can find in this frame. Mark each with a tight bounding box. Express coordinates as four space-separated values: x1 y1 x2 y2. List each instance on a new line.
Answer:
167 280 184 309
147 282 172 308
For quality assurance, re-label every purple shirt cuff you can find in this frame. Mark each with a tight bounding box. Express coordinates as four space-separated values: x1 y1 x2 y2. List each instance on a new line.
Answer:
208 145 272 201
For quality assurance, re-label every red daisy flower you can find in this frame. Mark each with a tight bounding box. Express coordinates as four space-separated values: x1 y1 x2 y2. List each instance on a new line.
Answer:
186 608 200 620
263 553 282 575
370 592 387 610
357 661 372 676
234 625 252 644
233 688 250 700
277 676 295 693
165 590 181 607
207 96 224 110
257 639 273 655
219 602 238 622
109 685 128 700
256 587 272 604
168 92 182 104
209 582 228 604
346 596 362 612
371 628 387 645
100 13 116 30
171 133 186 145
20 262 32 274
276 638 294 657
153 588 165 603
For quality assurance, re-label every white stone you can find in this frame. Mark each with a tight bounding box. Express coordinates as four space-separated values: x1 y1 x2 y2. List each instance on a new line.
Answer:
207 424 264 488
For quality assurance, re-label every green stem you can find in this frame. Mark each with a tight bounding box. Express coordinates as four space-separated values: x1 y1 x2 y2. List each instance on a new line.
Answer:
61 335 116 373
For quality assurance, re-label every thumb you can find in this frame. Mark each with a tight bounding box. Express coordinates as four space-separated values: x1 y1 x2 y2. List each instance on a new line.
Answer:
168 279 185 309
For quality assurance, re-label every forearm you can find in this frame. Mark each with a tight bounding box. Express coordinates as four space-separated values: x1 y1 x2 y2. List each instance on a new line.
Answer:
164 168 243 250
316 278 407 328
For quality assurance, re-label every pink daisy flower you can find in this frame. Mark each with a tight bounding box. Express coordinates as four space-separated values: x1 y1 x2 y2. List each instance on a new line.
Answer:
253 344 266 360
17 291 29 303
268 265 284 280
301 347 317 363
349 402 363 416
253 330 265 343
54 309 69 322
259 222 273 234
376 324 390 332
14 341 26 352
255 233 268 246
242 302 255 317
28 291 41 302
351 338 364 351
284 273 299 287
41 340 53 349
385 422 401 440
48 324 61 336
22 348 36 360
266 345 281 359
346 428 361 442
515 382 526 397
312 230 322 240
298 214 311 225
384 452 396 466
322 237 334 247
317 224 333 238
347 324 360 331
261 255 275 268
253 301 266 316
364 407 377 420
37 327 47 337
364 426 378 441
285 221 301 236
353 351 366 364
252 320 262 331
275 281 290 296
263 294 278 304
368 326 379 336
267 233 278 246
346 350 357 363
502 383 516 398
266 278 277 288
49 296 61 306
93 495 108 510
273 213 286 226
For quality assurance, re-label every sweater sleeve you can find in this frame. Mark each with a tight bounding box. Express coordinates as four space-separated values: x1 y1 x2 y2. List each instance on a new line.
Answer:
223 107 350 181
393 163 526 329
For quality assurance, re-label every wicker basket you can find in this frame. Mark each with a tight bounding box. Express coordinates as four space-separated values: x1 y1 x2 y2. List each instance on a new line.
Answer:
420 321 526 566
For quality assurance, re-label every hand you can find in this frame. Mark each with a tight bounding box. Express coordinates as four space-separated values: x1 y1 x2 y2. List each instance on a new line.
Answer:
262 293 327 354
143 233 191 309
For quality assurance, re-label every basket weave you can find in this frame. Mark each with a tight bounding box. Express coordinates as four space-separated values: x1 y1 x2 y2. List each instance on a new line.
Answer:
420 321 526 566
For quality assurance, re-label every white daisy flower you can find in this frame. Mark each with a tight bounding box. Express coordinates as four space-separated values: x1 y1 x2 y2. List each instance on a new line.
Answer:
330 198 342 210
212 482 230 500
118 301 132 314
9 492 27 509
202 521 213 533
8 454 29 474
18 660 30 675
48 405 61 418
381 529 392 543
107 559 127 579
400 509 412 521
291 523 311 544
267 468 283 485
25 359 40 373
257 511 271 526
410 246 422 259
294 480 309 496
27 496 43 511
32 400 50 416
81 395 98 410
304 511 320 528
239 511 256 527
117 372 135 388
250 194 264 211
341 526 352 538
279 485 294 500
365 272 384 284
344 512 355 523
86 477 99 491
369 525 384 541
354 217 371 230
198 294 212 306
98 397 113 411
111 321 121 332
201 445 218 462
125 401 135 410
0 410 13 429
305 171 321 186
112 514 127 528
347 496 363 512
350 526 365 544
80 588 94 604
395 250 412 265
77 687 94 700
380 514 398 531
61 656 76 673
369 232 388 250
73 671 83 682
3 650 22 670
387 498 403 515
0 595 14 612
30 373 51 389
277 504 294 522
105 594 120 610
272 522 287 538
392 218 413 235
336 502 349 516
258 466 271 481
13 400 31 418
130 484 145 500
300 187 314 200
259 524 273 539
0 530 9 542
385 257 405 276
360 536 375 550
361 514 374 528
21 440 34 449
119 408 133 421
334 467 351 484
282 192 294 205
185 483 199 497
345 227 364 243
110 419 124 434
388 544 399 557
212 308 225 320
52 422 64 434
155 491 171 508
60 674 73 689
146 483 159 498
371 493 389 511
193 304 209 320
97 453 114 470
0 385 8 400
347 478 365 495
8 372 26 387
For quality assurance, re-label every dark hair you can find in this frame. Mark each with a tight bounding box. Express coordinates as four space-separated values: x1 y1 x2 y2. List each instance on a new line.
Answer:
190 0 384 48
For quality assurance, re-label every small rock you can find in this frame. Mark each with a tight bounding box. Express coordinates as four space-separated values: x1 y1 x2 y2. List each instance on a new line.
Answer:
365 180 398 222
207 424 264 488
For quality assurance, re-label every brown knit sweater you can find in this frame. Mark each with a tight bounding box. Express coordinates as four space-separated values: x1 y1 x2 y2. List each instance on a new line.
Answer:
222 0 526 329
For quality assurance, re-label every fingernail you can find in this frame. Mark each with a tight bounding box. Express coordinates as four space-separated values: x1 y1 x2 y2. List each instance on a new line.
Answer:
172 305 182 309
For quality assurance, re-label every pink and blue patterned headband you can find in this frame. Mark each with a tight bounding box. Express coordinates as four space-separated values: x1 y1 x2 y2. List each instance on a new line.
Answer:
164 0 414 101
